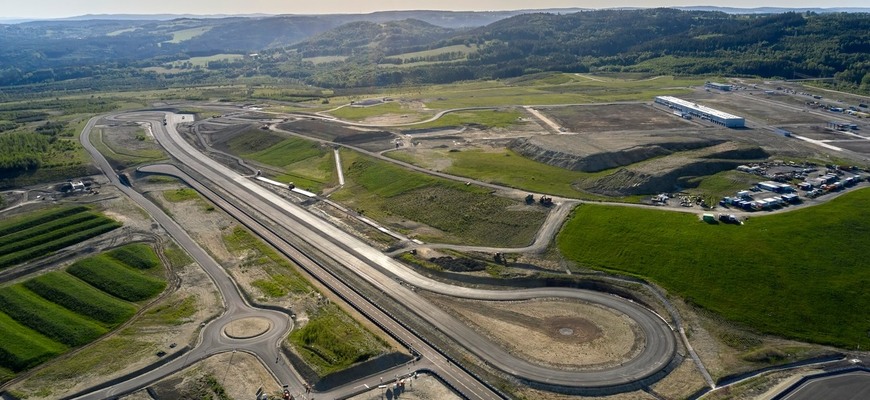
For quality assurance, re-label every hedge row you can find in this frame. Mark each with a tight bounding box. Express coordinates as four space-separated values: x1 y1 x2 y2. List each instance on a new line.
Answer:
105 243 161 270
0 285 107 347
0 221 121 269
24 271 137 325
67 255 166 302
0 206 89 237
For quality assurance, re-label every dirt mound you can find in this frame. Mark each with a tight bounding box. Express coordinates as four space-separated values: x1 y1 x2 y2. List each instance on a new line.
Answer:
509 135 722 172
576 143 769 196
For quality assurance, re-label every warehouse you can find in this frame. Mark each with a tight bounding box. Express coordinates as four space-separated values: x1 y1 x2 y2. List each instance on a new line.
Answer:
705 82 732 91
654 96 745 128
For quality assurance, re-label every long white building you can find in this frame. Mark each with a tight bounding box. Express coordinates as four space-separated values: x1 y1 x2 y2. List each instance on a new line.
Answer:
655 96 745 128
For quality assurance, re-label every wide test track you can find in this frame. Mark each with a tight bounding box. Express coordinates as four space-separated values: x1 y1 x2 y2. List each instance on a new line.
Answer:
145 112 677 390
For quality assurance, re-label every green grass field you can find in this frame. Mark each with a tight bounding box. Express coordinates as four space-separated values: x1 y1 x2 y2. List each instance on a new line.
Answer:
289 303 388 375
0 207 121 270
685 170 765 202
162 188 201 203
225 130 336 193
387 148 618 201
557 188 870 348
68 254 166 302
223 226 312 298
327 102 430 122
332 150 547 246
246 137 326 167
164 26 212 43
399 109 523 130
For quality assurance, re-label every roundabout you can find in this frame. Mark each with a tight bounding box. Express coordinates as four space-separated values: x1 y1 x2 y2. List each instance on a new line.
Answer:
223 317 272 340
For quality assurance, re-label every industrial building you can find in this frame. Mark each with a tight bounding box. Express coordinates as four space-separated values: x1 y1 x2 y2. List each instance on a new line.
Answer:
654 96 745 128
705 82 732 91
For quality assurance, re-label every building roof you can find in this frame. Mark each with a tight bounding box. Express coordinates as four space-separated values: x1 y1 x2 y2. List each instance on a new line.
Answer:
655 96 743 121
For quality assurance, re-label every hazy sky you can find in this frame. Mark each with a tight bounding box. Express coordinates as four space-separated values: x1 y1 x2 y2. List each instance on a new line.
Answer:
5 0 867 19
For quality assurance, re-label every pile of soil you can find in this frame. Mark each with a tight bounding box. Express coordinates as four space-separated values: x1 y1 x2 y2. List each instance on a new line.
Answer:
510 135 722 172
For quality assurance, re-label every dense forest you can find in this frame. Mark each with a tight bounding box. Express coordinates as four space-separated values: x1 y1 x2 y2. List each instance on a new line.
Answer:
0 9 868 93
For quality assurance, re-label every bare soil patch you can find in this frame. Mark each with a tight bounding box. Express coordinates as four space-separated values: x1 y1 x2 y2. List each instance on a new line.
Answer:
346 372 462 400
224 317 271 339
135 351 279 400
277 119 397 151
426 296 644 370
539 103 694 133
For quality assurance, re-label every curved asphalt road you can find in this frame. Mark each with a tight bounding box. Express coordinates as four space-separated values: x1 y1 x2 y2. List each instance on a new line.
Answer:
74 115 302 399
142 111 678 389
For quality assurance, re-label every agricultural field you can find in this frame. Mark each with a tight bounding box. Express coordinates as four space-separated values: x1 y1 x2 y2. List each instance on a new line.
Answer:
0 243 166 378
0 206 121 270
331 150 547 246
557 188 870 349
288 303 389 376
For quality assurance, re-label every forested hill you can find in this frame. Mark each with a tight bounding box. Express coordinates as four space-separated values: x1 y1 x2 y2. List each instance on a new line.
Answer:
0 9 868 93
446 10 869 81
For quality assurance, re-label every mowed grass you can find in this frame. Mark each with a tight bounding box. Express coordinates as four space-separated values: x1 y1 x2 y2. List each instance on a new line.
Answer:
332 150 547 246
0 206 121 270
289 303 387 375
68 254 166 302
557 188 870 348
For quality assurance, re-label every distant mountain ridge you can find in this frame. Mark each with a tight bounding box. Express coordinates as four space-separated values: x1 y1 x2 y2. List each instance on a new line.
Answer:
4 6 868 25
0 8 867 93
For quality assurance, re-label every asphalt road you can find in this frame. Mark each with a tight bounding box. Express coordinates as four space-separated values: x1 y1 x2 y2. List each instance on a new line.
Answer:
779 370 870 400
69 110 679 399
146 111 678 389
74 115 300 400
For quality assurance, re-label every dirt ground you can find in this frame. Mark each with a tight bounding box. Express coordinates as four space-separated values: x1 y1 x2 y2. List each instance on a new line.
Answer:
425 296 644 370
346 373 463 400
126 351 279 400
539 103 695 133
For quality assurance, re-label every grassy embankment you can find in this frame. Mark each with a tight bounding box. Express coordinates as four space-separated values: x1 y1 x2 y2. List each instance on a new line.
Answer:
0 206 121 270
223 225 311 299
557 188 870 349
221 226 391 375
0 243 166 379
224 129 335 193
288 303 389 375
88 125 166 169
332 150 547 246
387 148 615 201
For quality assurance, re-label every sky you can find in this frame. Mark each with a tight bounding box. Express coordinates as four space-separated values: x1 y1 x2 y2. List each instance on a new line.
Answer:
4 0 867 19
